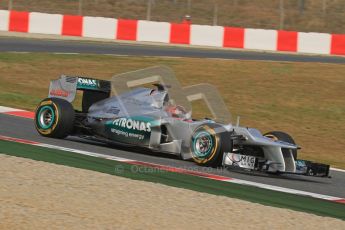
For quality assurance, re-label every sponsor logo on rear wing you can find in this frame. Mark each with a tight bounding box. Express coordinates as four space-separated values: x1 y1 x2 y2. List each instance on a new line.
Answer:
77 77 100 90
75 76 111 93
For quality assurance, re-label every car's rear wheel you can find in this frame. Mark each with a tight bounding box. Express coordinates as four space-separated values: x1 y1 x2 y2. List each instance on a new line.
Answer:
35 98 75 138
191 124 232 167
264 131 297 159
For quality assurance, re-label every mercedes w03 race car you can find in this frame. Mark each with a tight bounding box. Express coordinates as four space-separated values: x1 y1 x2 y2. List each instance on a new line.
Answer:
34 67 330 178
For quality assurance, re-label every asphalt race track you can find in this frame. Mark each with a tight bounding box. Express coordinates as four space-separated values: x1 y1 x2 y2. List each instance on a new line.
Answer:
0 37 344 64
1 114 344 198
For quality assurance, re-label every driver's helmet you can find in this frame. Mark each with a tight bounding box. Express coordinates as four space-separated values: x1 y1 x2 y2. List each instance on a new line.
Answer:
165 105 189 119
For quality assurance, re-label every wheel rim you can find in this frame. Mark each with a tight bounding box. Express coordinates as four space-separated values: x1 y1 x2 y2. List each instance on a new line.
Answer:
193 131 214 158
38 106 55 129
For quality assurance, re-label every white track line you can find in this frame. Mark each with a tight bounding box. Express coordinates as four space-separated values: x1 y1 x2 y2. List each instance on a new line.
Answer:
330 167 345 173
37 142 137 163
53 52 80 55
0 106 24 113
227 179 340 201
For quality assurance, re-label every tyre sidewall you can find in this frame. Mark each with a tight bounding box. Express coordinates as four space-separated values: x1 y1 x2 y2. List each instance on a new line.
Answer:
35 98 74 138
35 99 60 137
191 125 220 165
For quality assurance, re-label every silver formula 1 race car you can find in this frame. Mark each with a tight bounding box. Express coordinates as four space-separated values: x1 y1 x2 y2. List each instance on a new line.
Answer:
34 69 330 177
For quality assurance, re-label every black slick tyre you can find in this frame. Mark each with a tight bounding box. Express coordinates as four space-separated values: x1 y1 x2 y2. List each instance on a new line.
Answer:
264 131 297 160
35 98 75 138
191 124 232 167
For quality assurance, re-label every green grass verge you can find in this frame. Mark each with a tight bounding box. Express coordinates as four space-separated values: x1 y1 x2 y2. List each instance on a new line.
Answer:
1 139 344 220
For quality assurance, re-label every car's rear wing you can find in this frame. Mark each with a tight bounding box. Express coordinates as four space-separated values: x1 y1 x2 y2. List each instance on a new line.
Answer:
48 75 111 112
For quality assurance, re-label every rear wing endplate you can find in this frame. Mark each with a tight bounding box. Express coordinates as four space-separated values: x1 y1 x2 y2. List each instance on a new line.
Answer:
48 75 111 103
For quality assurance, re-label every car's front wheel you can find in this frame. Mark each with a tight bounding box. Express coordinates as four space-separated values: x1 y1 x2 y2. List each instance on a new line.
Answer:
191 124 231 167
264 131 298 159
35 98 75 138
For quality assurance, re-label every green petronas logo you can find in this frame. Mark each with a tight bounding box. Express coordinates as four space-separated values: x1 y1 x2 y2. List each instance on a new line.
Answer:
112 118 151 132
77 78 99 88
